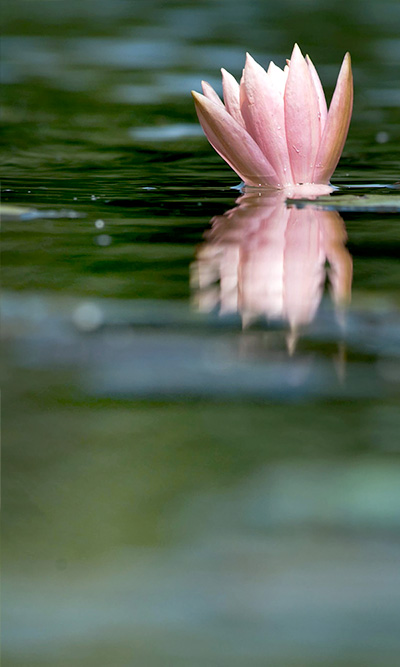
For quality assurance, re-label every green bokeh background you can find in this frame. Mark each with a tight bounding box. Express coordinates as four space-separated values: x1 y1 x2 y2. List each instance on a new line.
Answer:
2 1 400 665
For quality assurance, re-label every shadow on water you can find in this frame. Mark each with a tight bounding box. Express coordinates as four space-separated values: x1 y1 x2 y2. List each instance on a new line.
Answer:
2 0 400 665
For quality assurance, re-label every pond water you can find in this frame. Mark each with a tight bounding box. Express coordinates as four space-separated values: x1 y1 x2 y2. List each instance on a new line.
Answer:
2 1 400 665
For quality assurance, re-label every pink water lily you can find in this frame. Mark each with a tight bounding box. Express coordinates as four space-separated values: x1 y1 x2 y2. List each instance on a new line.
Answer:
192 44 353 189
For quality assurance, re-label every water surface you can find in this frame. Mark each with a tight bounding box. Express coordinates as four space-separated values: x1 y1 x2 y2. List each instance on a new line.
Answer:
2 1 400 665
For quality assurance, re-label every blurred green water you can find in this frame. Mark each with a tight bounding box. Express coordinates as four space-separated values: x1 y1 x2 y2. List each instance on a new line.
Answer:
2 1 400 665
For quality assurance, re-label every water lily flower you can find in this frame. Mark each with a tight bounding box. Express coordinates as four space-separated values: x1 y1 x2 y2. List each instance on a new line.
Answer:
192 44 353 189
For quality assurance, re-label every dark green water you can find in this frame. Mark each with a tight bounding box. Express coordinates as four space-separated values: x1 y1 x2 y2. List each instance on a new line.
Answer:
2 1 400 665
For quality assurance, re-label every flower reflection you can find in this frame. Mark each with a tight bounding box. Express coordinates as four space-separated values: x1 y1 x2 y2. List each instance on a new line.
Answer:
191 191 352 349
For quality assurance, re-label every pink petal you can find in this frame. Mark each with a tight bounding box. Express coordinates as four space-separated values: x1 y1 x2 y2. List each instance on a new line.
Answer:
221 68 245 127
284 44 321 184
241 53 293 186
201 80 224 107
305 54 328 137
267 61 288 95
313 53 353 184
192 90 279 186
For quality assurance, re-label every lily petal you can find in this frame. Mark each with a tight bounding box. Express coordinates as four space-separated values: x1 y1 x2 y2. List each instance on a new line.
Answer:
305 54 328 137
201 80 224 107
221 68 245 126
241 53 293 186
313 53 353 184
192 90 279 186
284 44 321 184
267 61 288 95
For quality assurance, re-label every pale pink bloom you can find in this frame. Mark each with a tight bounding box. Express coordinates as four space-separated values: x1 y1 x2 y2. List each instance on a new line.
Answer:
192 44 353 188
191 191 352 337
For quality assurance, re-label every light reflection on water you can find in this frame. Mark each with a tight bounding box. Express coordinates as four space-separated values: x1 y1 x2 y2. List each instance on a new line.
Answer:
192 191 353 346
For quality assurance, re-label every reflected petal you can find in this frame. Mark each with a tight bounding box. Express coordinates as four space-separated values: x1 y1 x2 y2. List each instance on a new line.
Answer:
283 208 326 329
192 190 352 345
